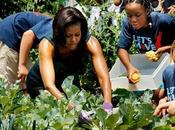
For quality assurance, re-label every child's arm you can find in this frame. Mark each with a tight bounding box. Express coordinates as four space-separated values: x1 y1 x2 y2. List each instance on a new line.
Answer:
18 30 36 82
114 0 122 6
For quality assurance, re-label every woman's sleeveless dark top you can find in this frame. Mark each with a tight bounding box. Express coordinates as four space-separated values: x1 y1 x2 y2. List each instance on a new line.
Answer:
26 33 91 97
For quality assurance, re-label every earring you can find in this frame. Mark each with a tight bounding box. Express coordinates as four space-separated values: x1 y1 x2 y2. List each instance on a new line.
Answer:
149 22 152 28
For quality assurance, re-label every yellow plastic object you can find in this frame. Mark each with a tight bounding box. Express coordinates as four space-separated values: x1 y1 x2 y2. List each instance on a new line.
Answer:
131 72 140 83
145 50 158 61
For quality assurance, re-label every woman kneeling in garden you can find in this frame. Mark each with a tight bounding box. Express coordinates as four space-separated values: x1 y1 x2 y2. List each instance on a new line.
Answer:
26 7 113 112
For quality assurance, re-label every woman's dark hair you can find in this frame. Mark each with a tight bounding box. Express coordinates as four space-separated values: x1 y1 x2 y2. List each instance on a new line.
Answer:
52 7 88 46
124 0 152 12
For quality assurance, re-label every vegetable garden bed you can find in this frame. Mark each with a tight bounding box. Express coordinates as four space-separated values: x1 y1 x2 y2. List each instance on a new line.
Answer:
0 76 175 130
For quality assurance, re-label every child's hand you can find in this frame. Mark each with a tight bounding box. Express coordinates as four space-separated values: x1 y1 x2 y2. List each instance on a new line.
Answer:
127 65 140 84
145 50 159 62
155 46 171 59
154 100 175 116
18 64 29 82
168 5 175 15
157 97 167 116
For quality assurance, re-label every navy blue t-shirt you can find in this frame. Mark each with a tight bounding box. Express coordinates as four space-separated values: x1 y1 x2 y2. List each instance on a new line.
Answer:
118 12 175 53
0 12 51 52
31 18 53 43
162 64 175 101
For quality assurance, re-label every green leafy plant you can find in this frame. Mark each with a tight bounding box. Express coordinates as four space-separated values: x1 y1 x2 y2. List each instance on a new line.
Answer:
75 1 125 95
0 76 175 129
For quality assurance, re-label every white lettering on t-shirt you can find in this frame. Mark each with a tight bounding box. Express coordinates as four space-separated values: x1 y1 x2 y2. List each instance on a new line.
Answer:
133 35 156 51
167 87 175 101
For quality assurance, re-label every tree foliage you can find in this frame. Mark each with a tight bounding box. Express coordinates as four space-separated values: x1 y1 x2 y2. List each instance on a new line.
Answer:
0 0 65 18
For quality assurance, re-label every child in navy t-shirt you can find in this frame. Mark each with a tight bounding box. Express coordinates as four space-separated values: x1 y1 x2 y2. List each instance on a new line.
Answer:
162 42 175 101
0 12 52 85
154 42 175 116
117 0 175 83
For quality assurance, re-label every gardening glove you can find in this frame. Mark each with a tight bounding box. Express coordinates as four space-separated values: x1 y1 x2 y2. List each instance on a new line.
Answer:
79 110 94 124
103 102 113 114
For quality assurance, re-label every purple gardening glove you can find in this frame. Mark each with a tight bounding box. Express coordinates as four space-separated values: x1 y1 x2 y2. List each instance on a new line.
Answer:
103 102 113 114
79 110 94 124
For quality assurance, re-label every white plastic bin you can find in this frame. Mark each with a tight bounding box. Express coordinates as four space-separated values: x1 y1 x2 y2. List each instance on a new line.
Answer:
109 53 170 91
